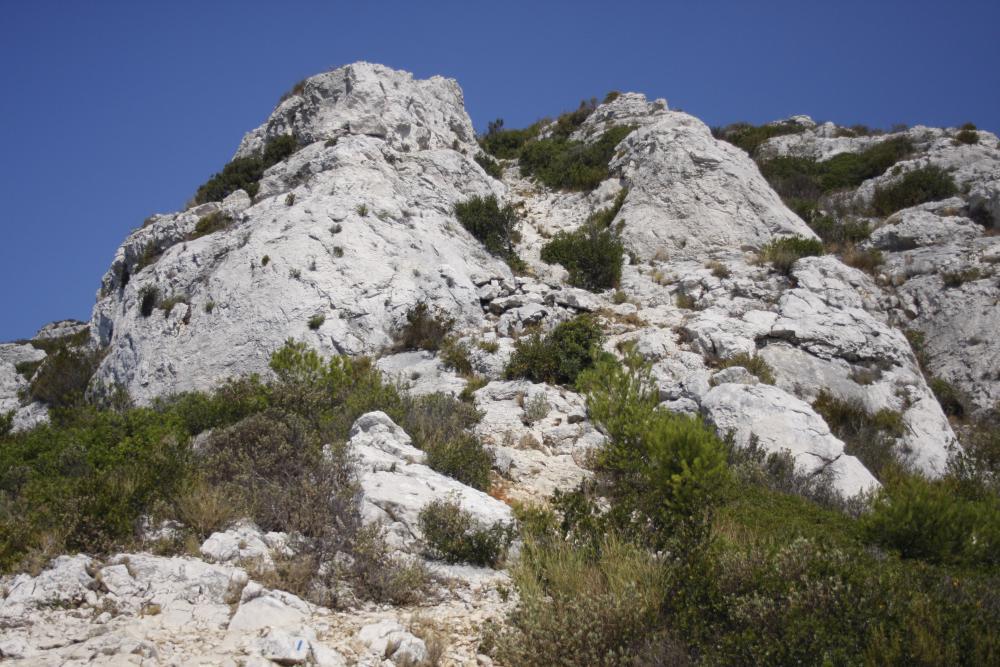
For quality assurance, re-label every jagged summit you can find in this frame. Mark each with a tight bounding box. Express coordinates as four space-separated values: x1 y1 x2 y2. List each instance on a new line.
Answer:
235 61 478 158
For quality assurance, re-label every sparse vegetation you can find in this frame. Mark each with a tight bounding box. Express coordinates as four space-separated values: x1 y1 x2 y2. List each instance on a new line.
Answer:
955 123 979 145
872 165 959 216
715 353 776 384
758 236 825 274
942 266 983 287
398 393 492 490
475 153 504 179
393 302 454 352
713 120 807 157
812 391 905 480
193 135 297 204
138 286 159 317
190 211 234 240
307 314 325 330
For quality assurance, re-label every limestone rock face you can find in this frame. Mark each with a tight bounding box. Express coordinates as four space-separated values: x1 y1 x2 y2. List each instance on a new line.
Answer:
89 64 508 404
611 110 815 261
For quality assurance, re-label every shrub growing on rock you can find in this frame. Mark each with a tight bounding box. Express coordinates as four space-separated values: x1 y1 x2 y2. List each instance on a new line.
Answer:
418 497 513 567
519 125 635 191
505 315 604 386
190 211 234 240
540 191 627 291
400 393 492 490
812 391 904 480
713 120 807 157
453 195 523 269
193 134 298 204
27 347 102 408
392 302 454 352
474 153 504 179
758 236 824 274
872 165 958 216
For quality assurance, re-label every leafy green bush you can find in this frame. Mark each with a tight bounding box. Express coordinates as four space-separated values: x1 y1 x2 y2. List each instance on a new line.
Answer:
715 353 775 384
505 315 603 386
942 267 983 288
519 125 634 191
399 393 492 490
474 153 504 179
418 497 513 567
190 211 233 239
479 118 542 159
0 411 13 438
0 407 190 568
956 123 979 145
758 236 825 274
27 347 102 408
392 302 454 352
193 135 297 204
863 474 999 566
307 314 325 330
872 165 958 216
453 195 522 269
491 535 677 667
713 120 807 157
929 377 967 417
540 191 626 291
812 391 904 480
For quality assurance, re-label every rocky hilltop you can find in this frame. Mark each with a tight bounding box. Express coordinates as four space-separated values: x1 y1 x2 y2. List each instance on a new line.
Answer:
2 63 999 665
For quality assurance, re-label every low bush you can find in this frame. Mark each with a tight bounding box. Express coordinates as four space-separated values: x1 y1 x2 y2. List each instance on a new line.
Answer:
474 153 504 179
863 474 999 566
505 315 603 386
540 191 626 291
840 244 884 273
956 123 979 145
929 377 967 417
808 216 872 246
439 336 473 375
519 125 634 191
812 391 904 480
190 211 233 240
715 352 775 384
453 195 523 269
307 314 325 330
399 393 492 490
418 497 513 567
479 118 542 159
872 165 958 216
758 236 824 274
138 286 159 317
713 120 806 157
392 302 454 352
0 411 13 437
27 347 102 408
193 135 297 204
942 267 983 287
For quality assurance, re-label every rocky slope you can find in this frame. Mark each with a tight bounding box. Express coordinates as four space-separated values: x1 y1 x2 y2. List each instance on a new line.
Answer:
3 62 996 664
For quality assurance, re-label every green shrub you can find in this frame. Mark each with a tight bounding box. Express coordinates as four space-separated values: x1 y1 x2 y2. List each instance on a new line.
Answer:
439 336 473 376
716 353 775 384
808 216 872 245
0 411 13 438
158 294 188 317
942 267 983 287
190 211 233 240
841 244 885 274
0 407 190 568
28 348 102 409
863 474 999 566
418 497 513 567
929 377 967 418
399 393 492 490
519 125 634 191
758 236 825 274
14 359 43 381
393 302 454 352
193 135 297 204
872 165 958 216
453 195 522 269
505 315 603 386
491 535 676 667
812 391 904 480
540 190 626 291
307 314 325 330
479 118 542 159
713 121 806 157
474 153 504 179
956 123 979 145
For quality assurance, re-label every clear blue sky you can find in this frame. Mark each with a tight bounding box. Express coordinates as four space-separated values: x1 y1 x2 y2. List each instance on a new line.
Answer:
2 0 998 341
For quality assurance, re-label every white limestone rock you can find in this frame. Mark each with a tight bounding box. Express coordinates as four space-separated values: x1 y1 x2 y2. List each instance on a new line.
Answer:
200 520 292 568
348 412 514 551
702 383 879 497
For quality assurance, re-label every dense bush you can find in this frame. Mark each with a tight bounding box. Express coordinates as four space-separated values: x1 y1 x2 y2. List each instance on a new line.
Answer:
759 137 914 204
505 315 604 386
27 347 102 408
540 190 626 291
758 236 825 274
956 123 979 145
519 125 634 191
863 474 1000 566
872 165 958 216
715 352 775 384
193 135 298 204
453 195 523 269
479 118 542 159
812 391 904 480
418 497 513 567
929 377 968 417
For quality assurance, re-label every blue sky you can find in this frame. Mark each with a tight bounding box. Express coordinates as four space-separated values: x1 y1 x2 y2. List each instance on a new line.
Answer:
1 0 998 341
